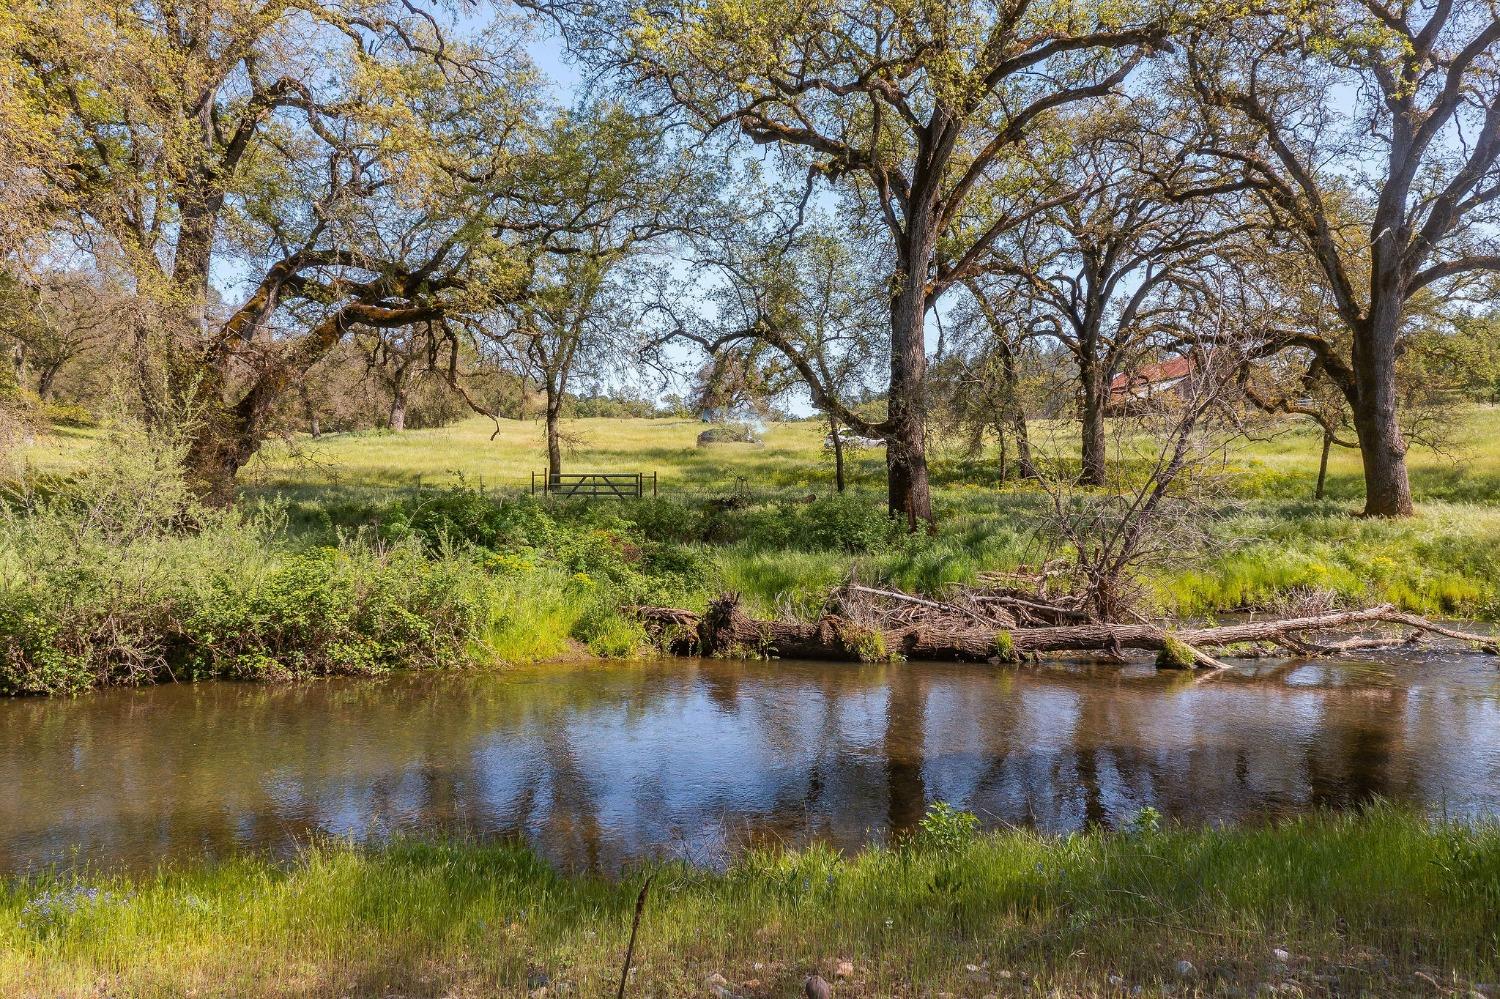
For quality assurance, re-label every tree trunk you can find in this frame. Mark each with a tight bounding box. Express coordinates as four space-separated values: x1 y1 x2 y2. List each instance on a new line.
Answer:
638 596 1498 668
997 426 1008 484
172 357 247 506
1079 361 1107 486
1349 302 1413 516
35 364 60 401
1315 428 1332 500
828 411 845 493
1013 416 1035 479
545 383 563 479
886 254 934 530
998 341 1034 479
388 388 407 432
183 408 247 508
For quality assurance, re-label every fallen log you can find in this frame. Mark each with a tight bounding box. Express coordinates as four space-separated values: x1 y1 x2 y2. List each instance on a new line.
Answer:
634 595 1498 670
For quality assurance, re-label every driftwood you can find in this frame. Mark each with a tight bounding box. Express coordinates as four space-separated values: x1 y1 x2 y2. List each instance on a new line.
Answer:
635 594 1498 671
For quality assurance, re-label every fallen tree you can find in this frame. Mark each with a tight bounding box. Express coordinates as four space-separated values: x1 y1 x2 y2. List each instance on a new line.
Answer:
635 594 1498 670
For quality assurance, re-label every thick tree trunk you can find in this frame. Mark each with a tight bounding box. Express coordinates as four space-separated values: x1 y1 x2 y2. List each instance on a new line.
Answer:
1350 302 1413 516
174 359 248 506
1078 361 1107 486
885 233 934 530
638 596 1498 668
828 411 845 493
183 408 248 508
35 364 60 401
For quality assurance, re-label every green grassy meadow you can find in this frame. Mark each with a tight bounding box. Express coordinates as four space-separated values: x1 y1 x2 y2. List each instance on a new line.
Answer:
23 406 1500 623
26 405 1500 503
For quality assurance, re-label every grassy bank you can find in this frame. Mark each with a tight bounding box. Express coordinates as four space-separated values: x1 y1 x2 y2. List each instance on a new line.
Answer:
8 409 1500 694
4 806 1498 997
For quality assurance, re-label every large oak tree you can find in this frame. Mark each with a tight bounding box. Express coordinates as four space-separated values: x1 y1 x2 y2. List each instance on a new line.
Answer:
546 0 1172 525
1186 0 1500 516
3 0 544 501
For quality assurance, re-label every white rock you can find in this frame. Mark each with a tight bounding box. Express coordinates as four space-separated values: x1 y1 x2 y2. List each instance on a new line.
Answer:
1175 960 1196 978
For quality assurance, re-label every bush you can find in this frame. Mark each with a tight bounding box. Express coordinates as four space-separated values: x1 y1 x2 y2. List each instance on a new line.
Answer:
0 424 505 693
712 495 904 554
916 801 981 853
183 542 487 681
696 423 760 446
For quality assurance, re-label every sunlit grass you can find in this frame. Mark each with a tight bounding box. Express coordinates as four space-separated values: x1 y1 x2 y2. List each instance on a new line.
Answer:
19 407 1500 620
3 806 1497 997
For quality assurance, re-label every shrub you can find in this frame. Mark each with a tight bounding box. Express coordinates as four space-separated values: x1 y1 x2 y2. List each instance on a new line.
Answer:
696 423 759 446
183 541 486 681
0 425 511 693
916 801 981 853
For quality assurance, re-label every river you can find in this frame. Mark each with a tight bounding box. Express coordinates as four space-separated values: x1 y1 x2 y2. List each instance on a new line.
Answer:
3 652 1498 874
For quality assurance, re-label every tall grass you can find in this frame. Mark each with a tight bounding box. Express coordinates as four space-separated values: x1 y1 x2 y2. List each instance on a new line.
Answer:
3 806 1496 997
0 422 663 693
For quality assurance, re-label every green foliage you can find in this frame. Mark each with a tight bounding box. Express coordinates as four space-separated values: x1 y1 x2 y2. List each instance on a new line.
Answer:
39 401 94 427
14 409 1500 696
562 393 660 419
915 801 980 853
713 494 905 554
1 430 556 693
993 629 1016 662
837 621 890 662
183 542 484 681
1126 805 1163 837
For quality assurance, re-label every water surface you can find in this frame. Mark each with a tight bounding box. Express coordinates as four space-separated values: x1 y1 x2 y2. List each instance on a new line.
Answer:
4 654 1499 874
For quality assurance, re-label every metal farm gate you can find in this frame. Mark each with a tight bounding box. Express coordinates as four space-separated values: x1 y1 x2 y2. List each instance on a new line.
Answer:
531 471 658 499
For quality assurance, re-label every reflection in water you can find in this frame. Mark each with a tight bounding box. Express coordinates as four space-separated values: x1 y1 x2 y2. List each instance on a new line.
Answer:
3 654 1499 875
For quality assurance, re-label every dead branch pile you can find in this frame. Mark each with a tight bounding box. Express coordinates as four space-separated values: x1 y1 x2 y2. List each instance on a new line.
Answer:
634 592 1498 671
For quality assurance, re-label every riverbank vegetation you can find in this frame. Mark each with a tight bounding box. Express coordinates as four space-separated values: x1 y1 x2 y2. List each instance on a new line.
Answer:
4 805 1497 997
7 409 1500 694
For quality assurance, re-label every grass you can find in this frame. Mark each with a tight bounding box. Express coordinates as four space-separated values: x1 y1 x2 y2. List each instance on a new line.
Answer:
24 405 1500 500
9 405 1500 696
3 805 1497 997
20 406 1500 623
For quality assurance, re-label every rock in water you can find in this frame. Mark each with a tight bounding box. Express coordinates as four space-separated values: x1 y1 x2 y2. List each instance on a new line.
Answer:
805 974 833 998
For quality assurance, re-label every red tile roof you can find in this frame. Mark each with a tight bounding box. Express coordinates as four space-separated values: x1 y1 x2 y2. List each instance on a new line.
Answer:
1110 356 1193 393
